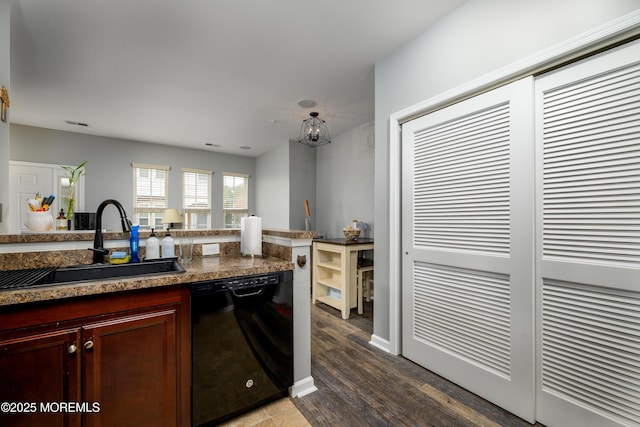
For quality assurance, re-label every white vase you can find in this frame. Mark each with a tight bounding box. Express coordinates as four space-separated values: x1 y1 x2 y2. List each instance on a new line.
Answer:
25 211 54 231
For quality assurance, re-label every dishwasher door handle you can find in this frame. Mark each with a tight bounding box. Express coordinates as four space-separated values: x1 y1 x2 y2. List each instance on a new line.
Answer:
231 286 266 298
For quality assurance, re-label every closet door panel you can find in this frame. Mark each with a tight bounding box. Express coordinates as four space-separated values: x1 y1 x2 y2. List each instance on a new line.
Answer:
402 76 535 422
535 38 640 427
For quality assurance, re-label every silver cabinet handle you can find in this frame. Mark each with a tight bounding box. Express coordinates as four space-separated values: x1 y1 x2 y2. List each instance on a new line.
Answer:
84 340 94 351
68 344 77 354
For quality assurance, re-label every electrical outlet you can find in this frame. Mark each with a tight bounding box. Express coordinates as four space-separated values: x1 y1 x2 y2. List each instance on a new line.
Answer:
202 243 220 256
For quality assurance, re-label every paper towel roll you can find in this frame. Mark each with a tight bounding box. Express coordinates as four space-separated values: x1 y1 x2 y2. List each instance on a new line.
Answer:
241 215 262 257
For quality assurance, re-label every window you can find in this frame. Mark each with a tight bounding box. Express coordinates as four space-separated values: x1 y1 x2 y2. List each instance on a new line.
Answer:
183 168 212 229
223 172 249 228
132 163 169 230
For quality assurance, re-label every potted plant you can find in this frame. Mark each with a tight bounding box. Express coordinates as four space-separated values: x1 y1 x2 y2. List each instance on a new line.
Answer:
61 161 87 228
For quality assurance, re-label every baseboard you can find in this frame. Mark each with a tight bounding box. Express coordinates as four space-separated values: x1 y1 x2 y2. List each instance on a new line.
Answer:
369 334 392 353
290 375 318 398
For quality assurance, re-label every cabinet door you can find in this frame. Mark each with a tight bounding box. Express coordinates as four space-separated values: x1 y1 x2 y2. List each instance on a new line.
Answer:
0 328 81 427
82 309 177 427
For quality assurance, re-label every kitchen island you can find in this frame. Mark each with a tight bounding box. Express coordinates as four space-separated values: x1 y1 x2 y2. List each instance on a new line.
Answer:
0 228 317 426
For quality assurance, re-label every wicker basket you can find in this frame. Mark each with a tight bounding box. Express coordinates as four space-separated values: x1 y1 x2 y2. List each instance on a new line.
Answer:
343 228 361 240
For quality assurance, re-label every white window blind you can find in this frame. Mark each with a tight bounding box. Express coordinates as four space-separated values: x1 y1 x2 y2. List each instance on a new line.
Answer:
223 172 249 228
132 163 169 229
183 168 212 229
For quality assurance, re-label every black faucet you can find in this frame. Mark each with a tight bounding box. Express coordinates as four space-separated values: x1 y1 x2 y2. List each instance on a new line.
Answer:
90 199 132 264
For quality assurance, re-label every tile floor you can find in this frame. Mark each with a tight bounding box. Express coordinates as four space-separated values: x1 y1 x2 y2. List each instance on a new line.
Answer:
220 398 311 427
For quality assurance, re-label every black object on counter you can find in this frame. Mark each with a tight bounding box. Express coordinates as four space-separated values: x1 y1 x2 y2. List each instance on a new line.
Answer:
73 212 96 230
0 267 57 290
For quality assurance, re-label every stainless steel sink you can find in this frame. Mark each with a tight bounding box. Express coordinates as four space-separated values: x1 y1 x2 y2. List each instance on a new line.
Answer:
47 258 185 284
0 258 185 290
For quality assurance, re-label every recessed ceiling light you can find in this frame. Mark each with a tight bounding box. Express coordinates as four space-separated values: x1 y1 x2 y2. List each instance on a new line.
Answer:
239 146 252 150
297 99 317 109
64 120 89 127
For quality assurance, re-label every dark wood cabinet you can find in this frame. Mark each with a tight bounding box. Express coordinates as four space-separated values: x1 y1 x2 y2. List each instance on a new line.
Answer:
83 309 177 427
0 328 82 427
0 286 189 427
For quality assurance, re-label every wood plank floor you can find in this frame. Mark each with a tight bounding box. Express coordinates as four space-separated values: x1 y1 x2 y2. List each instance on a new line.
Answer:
293 301 545 427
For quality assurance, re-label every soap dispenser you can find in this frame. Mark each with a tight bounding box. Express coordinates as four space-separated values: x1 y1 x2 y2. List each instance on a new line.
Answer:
161 228 175 258
146 228 160 260
56 209 67 231
130 224 140 262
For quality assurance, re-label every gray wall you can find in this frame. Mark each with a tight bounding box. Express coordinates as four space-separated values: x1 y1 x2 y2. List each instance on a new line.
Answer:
10 124 255 230
288 140 316 231
255 139 317 231
0 2 9 233
374 0 640 342
315 122 374 238
255 140 289 228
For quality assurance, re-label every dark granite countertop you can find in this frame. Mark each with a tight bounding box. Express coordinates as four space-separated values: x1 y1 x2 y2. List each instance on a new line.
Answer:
0 256 293 307
0 228 316 244
314 237 374 245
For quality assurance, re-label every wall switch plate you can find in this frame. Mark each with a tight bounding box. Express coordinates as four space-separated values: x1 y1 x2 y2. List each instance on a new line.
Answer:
202 243 220 256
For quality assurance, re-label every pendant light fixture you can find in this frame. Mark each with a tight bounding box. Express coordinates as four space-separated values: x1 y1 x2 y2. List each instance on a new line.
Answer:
298 112 331 148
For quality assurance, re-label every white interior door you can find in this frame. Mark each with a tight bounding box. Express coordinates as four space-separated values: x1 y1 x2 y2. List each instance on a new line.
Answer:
9 162 55 232
401 77 535 422
535 38 640 427
9 161 85 233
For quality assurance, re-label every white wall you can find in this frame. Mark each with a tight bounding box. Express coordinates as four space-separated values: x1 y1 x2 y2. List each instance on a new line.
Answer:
255 140 289 228
10 124 256 230
0 1 9 233
374 0 640 343
315 122 375 238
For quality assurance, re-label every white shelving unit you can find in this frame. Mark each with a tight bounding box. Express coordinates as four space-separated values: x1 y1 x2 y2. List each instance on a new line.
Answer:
312 239 374 320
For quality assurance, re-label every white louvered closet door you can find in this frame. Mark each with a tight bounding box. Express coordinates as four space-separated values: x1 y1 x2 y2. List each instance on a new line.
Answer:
535 39 640 427
402 77 535 423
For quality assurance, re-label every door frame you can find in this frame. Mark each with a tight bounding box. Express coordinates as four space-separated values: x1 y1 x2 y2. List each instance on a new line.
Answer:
384 10 640 356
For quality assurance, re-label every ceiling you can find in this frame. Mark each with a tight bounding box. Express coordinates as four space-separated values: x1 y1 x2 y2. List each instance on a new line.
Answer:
9 0 466 157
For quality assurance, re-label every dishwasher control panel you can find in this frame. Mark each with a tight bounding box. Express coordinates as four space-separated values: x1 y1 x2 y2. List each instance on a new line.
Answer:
226 274 279 288
191 272 281 294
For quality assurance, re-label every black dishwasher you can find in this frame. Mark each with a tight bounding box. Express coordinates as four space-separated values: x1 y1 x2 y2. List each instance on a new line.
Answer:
191 270 293 426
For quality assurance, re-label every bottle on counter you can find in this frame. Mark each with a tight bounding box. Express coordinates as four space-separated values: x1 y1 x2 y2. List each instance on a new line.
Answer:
56 209 67 231
161 228 175 258
146 228 160 260
130 224 140 262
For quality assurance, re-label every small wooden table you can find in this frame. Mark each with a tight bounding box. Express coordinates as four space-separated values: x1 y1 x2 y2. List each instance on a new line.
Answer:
312 238 374 319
